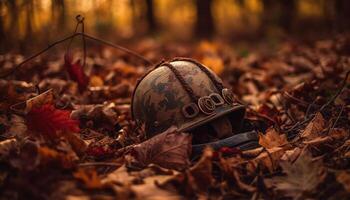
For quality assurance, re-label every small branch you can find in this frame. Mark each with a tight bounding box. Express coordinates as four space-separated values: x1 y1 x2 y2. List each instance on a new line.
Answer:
82 33 152 65
79 162 121 167
319 70 350 112
326 105 345 135
0 32 152 78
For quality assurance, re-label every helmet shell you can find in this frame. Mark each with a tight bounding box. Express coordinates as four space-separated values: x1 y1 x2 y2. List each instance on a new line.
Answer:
131 58 245 138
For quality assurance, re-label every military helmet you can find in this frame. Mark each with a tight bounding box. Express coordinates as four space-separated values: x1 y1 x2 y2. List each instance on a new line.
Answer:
131 58 246 140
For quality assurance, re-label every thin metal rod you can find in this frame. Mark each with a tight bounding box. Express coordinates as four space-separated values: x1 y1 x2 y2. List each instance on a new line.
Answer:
1 32 152 78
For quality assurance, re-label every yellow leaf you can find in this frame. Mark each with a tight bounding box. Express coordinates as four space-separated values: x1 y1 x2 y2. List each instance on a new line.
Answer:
259 128 288 149
89 75 104 87
201 56 224 75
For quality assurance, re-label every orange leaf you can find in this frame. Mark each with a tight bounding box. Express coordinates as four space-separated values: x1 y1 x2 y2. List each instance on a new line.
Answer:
259 128 288 149
74 168 103 189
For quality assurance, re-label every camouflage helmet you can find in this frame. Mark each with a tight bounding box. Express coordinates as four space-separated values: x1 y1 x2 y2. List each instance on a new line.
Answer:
131 58 246 139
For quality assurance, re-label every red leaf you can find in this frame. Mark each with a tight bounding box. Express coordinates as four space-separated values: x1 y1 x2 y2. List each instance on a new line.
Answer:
64 53 89 92
26 104 80 138
213 147 241 159
86 146 114 158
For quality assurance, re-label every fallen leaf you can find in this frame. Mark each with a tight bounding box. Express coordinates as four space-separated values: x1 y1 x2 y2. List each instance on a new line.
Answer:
259 128 288 149
89 75 104 87
281 147 302 162
247 147 286 173
188 147 215 192
25 89 53 113
271 150 326 199
9 141 40 171
201 56 224 75
128 126 191 170
336 171 350 192
74 168 103 189
26 104 80 138
63 132 87 156
102 165 181 200
64 53 89 92
0 138 17 160
301 112 326 140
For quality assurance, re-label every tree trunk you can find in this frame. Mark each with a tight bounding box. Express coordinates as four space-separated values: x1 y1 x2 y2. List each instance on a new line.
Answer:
146 0 157 32
195 0 214 38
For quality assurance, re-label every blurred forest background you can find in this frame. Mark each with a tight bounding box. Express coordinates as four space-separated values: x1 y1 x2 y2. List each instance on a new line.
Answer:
1 0 350 54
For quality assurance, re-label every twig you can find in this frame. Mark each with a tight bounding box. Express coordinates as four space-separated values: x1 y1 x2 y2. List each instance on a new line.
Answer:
79 162 121 167
283 91 309 108
319 70 350 112
305 98 318 120
0 32 152 78
326 105 345 135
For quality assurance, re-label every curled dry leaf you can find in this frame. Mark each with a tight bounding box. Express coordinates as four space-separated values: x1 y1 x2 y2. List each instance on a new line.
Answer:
301 112 326 140
127 126 191 170
259 128 289 149
270 150 326 199
25 89 54 113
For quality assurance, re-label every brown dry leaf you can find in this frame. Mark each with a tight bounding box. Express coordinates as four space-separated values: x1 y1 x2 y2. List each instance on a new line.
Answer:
247 147 286 173
303 128 349 146
102 165 136 186
25 89 53 112
38 145 77 168
63 133 87 156
9 140 40 171
271 150 326 199
233 170 256 193
156 147 215 197
0 138 17 160
336 171 350 192
301 112 326 140
102 165 181 200
128 126 191 170
188 147 215 192
132 175 182 200
73 168 103 189
281 147 302 162
259 128 288 149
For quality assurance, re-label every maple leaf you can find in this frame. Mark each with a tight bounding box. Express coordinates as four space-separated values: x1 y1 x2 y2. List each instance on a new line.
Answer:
128 126 192 170
26 104 80 138
74 168 103 189
271 150 326 199
64 53 89 92
259 128 288 149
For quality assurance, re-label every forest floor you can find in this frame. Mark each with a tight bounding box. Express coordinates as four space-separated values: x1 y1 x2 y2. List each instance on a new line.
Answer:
0 33 350 199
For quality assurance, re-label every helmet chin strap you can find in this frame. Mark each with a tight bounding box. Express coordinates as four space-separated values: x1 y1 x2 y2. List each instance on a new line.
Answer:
210 116 233 139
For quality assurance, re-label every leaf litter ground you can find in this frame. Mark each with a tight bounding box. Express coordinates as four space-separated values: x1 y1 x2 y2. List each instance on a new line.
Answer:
0 34 350 199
